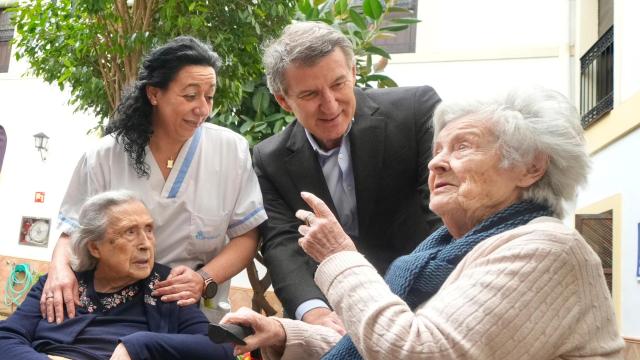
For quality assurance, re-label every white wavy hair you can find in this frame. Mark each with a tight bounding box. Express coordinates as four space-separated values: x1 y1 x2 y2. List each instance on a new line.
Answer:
432 86 590 218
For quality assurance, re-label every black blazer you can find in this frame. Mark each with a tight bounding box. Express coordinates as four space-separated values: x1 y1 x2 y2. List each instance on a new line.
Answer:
253 86 442 317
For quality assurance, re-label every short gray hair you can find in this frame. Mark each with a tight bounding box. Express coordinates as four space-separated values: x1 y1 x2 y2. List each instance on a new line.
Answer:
70 190 142 271
262 21 355 95
432 86 590 218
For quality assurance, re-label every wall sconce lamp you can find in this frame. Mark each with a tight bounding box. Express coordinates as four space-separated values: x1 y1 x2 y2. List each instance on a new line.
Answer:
33 132 49 161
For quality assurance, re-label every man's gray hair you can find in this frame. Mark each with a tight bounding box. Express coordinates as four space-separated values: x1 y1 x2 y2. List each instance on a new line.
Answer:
70 190 141 271
262 21 355 95
432 86 590 218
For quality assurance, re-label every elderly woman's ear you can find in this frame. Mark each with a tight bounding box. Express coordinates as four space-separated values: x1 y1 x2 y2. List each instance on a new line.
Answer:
87 242 102 260
516 152 549 188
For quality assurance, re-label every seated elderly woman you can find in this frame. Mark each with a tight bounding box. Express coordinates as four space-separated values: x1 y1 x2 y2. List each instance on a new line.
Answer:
0 190 234 360
222 87 624 359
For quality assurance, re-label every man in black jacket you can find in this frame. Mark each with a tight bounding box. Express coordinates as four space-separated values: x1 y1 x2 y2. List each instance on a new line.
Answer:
253 21 441 332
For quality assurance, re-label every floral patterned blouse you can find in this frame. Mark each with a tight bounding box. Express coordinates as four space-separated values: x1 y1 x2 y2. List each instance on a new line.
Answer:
78 271 161 314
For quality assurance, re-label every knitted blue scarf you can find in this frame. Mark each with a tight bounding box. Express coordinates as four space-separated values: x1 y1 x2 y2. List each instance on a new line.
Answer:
322 201 552 359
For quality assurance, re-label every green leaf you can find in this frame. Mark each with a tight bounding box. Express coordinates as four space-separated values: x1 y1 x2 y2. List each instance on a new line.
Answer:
363 74 389 82
239 120 254 133
334 0 348 16
380 24 410 32
348 9 367 30
390 17 420 25
364 45 390 59
242 80 256 92
265 113 285 122
273 119 284 133
377 77 398 88
362 0 383 20
386 6 411 14
252 87 271 112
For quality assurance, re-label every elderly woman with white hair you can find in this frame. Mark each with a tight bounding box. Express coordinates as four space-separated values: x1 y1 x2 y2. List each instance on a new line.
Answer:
222 87 624 359
0 190 234 360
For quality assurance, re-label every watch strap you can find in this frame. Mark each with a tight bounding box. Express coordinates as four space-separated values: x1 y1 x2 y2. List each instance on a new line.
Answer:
197 269 212 282
197 269 216 299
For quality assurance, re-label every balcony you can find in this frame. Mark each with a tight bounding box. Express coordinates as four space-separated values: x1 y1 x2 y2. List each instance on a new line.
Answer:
580 26 613 128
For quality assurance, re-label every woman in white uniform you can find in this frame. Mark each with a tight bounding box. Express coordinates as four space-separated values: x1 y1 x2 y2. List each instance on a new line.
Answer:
42 36 267 324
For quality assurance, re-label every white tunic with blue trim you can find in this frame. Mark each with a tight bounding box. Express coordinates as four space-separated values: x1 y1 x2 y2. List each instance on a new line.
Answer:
58 123 267 316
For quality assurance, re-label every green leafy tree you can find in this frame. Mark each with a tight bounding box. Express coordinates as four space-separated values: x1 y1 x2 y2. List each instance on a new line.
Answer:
222 0 420 145
11 0 416 145
10 0 296 132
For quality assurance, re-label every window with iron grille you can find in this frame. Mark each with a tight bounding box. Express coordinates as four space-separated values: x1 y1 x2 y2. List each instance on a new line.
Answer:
575 210 613 294
0 8 14 73
579 23 613 128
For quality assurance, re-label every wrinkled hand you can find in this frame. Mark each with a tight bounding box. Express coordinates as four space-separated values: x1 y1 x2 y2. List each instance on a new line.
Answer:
40 262 79 324
152 265 202 306
109 343 131 360
296 192 357 263
302 307 346 336
221 307 286 356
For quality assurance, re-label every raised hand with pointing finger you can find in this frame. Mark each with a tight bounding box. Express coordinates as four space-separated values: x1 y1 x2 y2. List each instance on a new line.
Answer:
295 192 357 263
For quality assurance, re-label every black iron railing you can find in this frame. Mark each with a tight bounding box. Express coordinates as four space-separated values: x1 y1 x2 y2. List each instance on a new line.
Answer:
580 26 614 128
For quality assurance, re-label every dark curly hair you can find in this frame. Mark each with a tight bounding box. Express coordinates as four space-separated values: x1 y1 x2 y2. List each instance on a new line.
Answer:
105 36 222 178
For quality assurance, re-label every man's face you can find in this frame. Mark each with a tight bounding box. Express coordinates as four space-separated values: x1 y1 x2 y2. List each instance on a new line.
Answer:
275 48 357 150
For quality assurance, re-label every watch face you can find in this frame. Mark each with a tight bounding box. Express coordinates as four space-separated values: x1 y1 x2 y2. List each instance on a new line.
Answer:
27 220 50 244
204 281 218 299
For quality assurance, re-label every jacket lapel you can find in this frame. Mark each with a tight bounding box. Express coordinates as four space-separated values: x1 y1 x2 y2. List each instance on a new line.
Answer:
284 122 338 215
350 88 385 234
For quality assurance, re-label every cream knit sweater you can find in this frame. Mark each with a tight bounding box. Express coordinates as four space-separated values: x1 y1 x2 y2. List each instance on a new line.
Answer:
264 217 623 359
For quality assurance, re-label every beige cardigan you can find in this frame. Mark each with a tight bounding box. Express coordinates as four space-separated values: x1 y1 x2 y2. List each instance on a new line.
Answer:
264 217 623 359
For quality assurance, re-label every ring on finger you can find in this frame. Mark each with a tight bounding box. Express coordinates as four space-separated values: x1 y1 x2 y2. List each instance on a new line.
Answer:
305 213 315 226
46 294 54 299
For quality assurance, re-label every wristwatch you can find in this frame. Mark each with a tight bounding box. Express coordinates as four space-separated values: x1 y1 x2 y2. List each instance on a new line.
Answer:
197 269 218 299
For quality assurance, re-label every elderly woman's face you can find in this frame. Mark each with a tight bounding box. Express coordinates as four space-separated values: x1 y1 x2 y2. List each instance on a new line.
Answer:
147 65 216 142
428 117 529 235
89 200 155 283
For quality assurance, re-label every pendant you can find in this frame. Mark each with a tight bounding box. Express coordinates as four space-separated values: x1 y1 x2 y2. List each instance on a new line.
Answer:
167 159 174 169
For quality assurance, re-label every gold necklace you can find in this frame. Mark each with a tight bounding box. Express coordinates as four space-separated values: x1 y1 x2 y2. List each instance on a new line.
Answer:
166 157 174 169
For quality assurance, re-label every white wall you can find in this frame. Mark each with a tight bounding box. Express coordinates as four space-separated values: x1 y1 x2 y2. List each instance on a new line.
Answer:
615 0 640 102
576 127 640 337
386 57 572 100
414 0 570 54
0 70 99 261
383 0 574 98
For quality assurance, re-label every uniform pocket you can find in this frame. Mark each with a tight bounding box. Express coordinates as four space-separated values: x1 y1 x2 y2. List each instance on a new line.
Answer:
187 213 229 257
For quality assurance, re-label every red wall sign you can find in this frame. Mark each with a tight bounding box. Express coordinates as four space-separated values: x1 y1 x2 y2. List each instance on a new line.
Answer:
34 192 45 203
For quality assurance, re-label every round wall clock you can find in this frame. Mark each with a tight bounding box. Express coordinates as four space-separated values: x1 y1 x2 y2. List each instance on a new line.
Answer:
27 220 50 244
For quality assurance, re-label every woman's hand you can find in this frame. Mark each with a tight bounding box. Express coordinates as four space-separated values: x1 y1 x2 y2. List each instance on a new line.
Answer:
40 261 79 324
220 307 287 356
152 265 203 306
109 343 131 360
296 192 357 263
302 307 346 336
